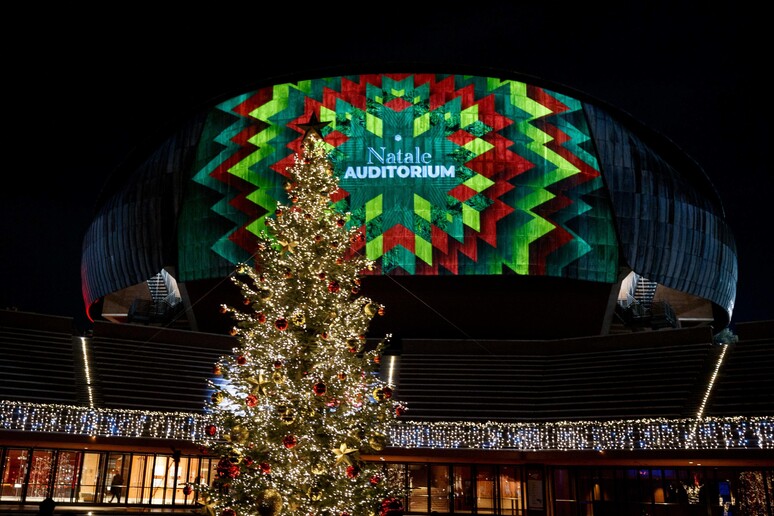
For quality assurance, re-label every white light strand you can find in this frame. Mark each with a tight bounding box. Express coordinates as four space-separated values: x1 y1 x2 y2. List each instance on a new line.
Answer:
2 401 772 451
79 337 95 408
389 418 774 451
0 401 207 440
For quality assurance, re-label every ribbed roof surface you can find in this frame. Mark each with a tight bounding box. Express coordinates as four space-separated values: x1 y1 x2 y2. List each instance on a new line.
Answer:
0 311 79 405
87 321 233 413
0 311 231 413
3 311 772 423
395 327 721 422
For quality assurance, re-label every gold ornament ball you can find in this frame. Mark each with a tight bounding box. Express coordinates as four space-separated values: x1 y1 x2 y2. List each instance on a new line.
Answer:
228 424 249 444
255 488 283 515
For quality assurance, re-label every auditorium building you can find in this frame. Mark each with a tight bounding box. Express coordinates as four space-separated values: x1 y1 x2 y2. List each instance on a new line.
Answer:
2 70 772 515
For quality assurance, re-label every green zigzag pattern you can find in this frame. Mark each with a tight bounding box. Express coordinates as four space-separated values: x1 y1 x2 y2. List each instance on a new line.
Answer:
183 74 617 282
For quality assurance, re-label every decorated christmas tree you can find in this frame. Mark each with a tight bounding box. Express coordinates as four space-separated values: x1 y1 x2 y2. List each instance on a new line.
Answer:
197 128 406 516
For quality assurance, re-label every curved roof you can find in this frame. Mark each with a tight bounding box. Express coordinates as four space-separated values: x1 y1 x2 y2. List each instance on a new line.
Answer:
81 70 737 330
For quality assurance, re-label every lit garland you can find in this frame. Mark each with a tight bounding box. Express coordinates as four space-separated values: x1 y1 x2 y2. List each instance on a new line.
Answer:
3 401 772 451
389 418 774 451
0 400 207 440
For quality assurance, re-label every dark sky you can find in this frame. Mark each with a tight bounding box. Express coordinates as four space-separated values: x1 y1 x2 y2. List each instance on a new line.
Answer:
2 5 770 332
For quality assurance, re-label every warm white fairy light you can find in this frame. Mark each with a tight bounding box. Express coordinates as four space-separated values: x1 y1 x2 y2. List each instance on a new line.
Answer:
387 354 397 387
0 400 207 440
696 343 727 419
79 336 95 408
387 417 774 451
2 400 772 451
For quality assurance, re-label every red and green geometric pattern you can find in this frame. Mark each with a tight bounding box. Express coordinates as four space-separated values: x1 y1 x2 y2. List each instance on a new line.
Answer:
179 74 618 283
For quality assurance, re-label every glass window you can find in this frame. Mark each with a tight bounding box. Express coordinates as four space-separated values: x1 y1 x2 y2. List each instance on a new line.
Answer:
650 468 665 503
576 468 595 502
476 465 496 514
407 463 428 513
499 465 523 516
52 451 81 503
27 450 54 502
1 449 30 502
663 468 682 503
597 468 614 502
75 452 102 504
429 464 450 513
106 453 128 504
127 454 152 504
452 465 474 513
553 468 573 500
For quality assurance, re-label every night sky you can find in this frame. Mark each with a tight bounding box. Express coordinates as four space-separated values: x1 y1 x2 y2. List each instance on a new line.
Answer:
2 5 770 332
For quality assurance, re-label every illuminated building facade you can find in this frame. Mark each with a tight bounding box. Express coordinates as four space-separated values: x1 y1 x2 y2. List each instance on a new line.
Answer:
2 71 772 514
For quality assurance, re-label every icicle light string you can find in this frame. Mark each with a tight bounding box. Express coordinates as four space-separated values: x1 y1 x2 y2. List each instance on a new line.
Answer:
2 401 771 451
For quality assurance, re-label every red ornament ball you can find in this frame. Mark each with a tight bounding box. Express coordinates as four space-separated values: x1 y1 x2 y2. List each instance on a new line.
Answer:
237 355 247 365
260 462 271 474
346 465 360 478
313 381 327 396
245 394 258 407
221 510 236 516
282 434 298 449
216 458 238 479
274 360 283 368
328 280 340 293
257 312 267 323
182 485 192 496
382 386 393 399
395 405 406 417
206 424 217 436
275 318 288 331
370 475 381 485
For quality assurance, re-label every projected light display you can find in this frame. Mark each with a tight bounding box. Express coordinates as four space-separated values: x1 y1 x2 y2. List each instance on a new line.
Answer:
177 74 618 282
